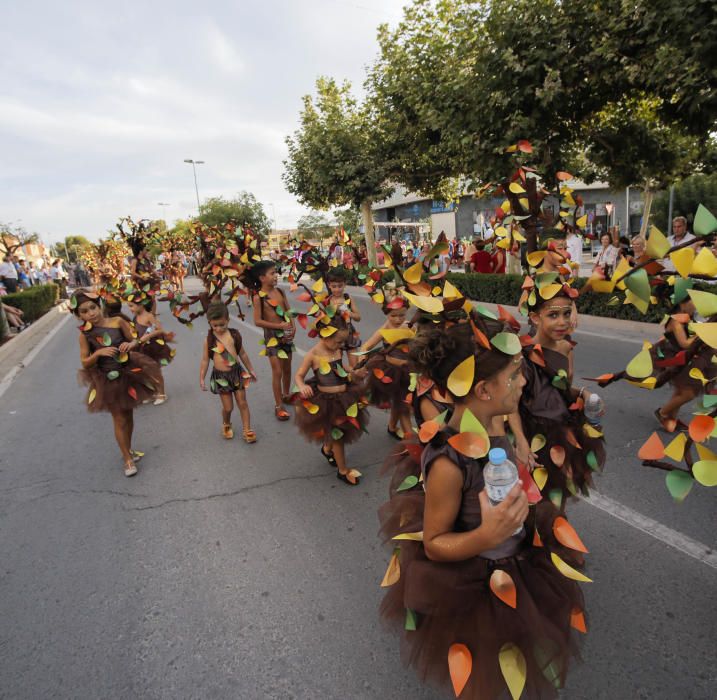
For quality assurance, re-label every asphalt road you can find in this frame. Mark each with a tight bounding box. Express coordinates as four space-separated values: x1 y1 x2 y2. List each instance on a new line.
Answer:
1 280 715 699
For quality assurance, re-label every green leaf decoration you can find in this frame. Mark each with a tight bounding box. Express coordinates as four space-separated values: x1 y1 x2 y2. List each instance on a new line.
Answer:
215 378 230 387
586 451 599 471
607 296 620 306
535 272 559 289
107 370 120 380
70 295 78 309
548 489 563 509
704 395 717 409
433 409 449 426
688 289 717 318
277 350 289 359
210 379 217 392
330 427 344 440
665 470 694 502
160 359 168 366
335 365 348 378
408 372 418 392
551 369 569 390
459 408 488 438
533 641 563 689
102 332 112 347
672 277 693 304
491 332 521 355
692 460 717 487
693 204 717 237
276 306 285 318
565 478 577 496
404 608 417 632
474 304 498 320
624 267 651 303
397 475 419 492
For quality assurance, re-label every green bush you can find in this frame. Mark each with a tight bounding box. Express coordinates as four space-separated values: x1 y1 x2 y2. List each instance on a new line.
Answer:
445 273 713 324
3 284 60 322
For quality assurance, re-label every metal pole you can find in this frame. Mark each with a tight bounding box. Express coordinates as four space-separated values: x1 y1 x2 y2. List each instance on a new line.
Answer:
667 184 675 233
625 186 630 237
192 163 200 212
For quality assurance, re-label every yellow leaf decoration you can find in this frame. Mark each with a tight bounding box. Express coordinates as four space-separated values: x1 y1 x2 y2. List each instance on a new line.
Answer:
392 531 423 541
533 467 548 490
447 355 475 397
526 251 546 267
694 323 717 349
509 182 526 194
402 291 444 314
692 247 717 277
380 549 401 587
442 279 463 300
688 289 717 318
538 283 563 300
88 388 97 404
692 460 717 487
267 337 279 348
689 367 708 386
696 443 717 461
530 434 546 452
626 347 653 379
664 433 688 462
645 226 671 259
312 278 325 293
318 358 332 375
403 261 424 284
551 552 593 582
576 214 587 228
670 247 695 278
379 328 416 345
319 326 337 338
499 643 527 700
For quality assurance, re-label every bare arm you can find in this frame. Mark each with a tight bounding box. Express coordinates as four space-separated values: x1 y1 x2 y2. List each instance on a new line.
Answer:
419 396 442 422
361 328 384 352
294 349 315 397
199 339 210 390
118 319 140 353
669 321 697 349
239 346 256 379
252 295 289 330
346 294 361 322
79 333 117 368
423 456 528 562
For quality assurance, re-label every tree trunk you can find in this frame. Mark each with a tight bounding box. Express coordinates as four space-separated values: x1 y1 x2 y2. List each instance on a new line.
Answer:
639 186 654 239
361 199 377 267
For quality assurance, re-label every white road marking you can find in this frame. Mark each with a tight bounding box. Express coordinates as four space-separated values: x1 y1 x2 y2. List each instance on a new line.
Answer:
583 491 717 569
0 312 72 400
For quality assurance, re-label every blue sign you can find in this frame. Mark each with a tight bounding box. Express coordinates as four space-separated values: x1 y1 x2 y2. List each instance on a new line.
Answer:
431 200 455 213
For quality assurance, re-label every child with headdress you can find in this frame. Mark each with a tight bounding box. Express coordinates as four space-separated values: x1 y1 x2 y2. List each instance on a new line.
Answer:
379 320 588 700
361 294 413 439
72 289 163 476
244 260 296 421
293 311 369 485
516 280 606 510
326 268 362 368
127 294 176 405
199 300 257 442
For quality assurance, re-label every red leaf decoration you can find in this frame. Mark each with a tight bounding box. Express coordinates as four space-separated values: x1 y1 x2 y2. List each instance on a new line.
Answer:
638 432 665 460
689 415 715 443
550 445 566 467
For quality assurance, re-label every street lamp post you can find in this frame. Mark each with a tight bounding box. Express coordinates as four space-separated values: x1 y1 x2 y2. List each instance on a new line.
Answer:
183 159 204 213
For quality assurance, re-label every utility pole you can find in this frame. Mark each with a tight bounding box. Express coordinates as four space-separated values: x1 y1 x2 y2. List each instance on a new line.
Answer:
667 184 675 234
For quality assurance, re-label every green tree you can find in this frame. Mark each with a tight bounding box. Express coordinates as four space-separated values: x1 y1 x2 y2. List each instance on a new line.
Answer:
297 212 333 244
284 77 396 266
333 206 362 237
652 174 717 231
0 223 40 259
198 192 270 235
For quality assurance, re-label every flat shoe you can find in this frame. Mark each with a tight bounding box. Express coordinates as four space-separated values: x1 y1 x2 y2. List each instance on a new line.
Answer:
131 450 145 462
336 468 362 486
654 408 676 433
275 406 290 421
124 462 138 477
321 446 337 467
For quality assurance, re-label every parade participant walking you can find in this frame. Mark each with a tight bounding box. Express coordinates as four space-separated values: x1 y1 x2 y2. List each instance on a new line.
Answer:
294 313 369 485
362 295 413 439
379 321 588 700
127 298 176 405
245 260 295 421
199 300 257 442
326 269 362 368
72 289 162 476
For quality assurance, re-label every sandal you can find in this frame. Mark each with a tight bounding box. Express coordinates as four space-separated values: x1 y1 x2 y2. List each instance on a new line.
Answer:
336 468 362 486
275 406 290 421
387 426 402 440
124 461 138 477
243 428 257 444
131 449 145 462
654 408 676 433
153 394 167 406
320 446 337 467
222 423 235 439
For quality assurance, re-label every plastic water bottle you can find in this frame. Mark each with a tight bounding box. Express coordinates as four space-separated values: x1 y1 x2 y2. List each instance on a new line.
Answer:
584 393 604 426
484 448 523 536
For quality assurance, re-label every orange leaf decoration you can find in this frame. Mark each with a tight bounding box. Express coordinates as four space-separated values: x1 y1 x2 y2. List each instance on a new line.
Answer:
470 320 491 349
529 347 546 368
556 171 573 181
381 375 394 384
373 368 385 379
448 643 472 697
447 432 489 459
550 445 565 467
638 432 665 460
553 516 588 553
490 569 517 608
521 276 535 290
533 530 543 547
419 420 441 443
497 305 521 332
570 608 587 633
517 139 532 153
689 415 715 443
565 429 581 449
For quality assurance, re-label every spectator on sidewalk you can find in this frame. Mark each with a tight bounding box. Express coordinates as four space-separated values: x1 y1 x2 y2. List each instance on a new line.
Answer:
661 216 699 273
49 259 69 298
490 242 506 274
469 240 493 273
464 238 478 273
592 233 619 279
390 240 403 268
565 229 584 278
507 240 522 275
17 260 32 289
0 256 19 293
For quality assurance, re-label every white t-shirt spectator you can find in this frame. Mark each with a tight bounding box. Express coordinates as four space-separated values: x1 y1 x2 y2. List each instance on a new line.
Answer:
566 234 583 276
0 260 19 280
661 232 697 272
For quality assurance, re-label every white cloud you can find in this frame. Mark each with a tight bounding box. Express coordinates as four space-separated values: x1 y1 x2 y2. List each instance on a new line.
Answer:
204 20 245 75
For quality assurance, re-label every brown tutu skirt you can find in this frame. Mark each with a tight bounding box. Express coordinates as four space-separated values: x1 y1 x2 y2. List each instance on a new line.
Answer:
364 354 412 411
651 341 717 392
138 338 175 366
78 352 162 413
379 488 584 697
294 380 369 444
210 364 249 394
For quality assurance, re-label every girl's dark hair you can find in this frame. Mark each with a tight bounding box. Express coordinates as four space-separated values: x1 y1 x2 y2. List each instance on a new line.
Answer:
528 287 574 313
105 297 132 322
206 300 229 321
70 288 100 316
241 260 276 291
327 268 346 283
410 319 513 397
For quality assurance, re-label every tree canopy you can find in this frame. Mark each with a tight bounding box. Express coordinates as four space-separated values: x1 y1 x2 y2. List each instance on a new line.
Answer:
297 212 333 243
198 192 270 235
0 223 40 259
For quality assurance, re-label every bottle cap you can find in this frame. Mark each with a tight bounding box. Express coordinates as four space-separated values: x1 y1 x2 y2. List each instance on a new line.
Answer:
488 447 507 464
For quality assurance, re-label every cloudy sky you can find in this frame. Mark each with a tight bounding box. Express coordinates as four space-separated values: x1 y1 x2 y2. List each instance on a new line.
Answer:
1 0 407 244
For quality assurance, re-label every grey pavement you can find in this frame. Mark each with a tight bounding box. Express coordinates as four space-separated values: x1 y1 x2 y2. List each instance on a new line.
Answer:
0 280 715 699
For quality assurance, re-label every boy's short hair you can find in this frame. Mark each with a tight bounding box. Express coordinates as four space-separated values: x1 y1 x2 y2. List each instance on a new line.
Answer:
327 268 346 283
207 300 229 321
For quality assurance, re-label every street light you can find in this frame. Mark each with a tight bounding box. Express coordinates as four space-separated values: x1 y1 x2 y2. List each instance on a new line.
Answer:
157 202 170 224
183 159 204 213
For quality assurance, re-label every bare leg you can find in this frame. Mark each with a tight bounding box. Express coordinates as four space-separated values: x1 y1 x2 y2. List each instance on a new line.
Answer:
268 356 283 406
220 393 233 425
280 356 293 397
398 407 412 437
388 405 398 432
332 440 347 473
111 409 134 466
661 387 698 420
234 389 251 431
